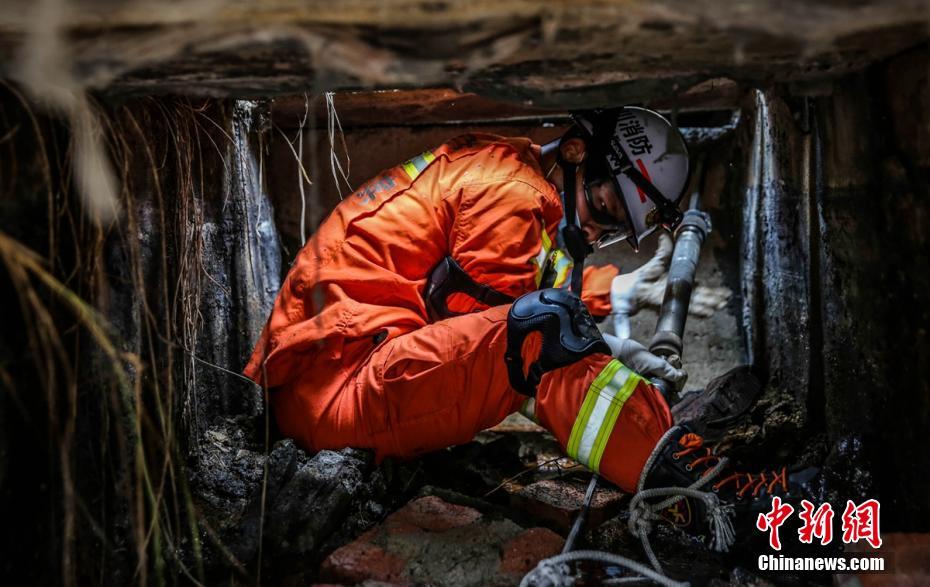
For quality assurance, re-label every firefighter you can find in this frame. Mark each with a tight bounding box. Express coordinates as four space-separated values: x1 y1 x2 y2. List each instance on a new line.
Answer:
244 106 819 535
244 106 688 493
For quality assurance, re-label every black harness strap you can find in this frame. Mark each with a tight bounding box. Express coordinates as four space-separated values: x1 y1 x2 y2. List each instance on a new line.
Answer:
600 130 683 230
424 256 515 322
559 161 592 296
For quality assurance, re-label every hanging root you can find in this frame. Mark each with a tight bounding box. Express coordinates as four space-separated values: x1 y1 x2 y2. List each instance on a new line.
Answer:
15 0 120 224
0 91 261 584
325 92 353 197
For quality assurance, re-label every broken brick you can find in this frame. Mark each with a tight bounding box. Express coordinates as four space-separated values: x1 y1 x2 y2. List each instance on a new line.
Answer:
320 495 566 586
320 540 407 584
384 494 482 533
510 479 626 531
842 532 930 586
499 527 565 576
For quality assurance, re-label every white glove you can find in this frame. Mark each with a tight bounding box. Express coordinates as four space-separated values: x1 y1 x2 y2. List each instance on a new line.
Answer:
602 334 688 393
610 232 731 338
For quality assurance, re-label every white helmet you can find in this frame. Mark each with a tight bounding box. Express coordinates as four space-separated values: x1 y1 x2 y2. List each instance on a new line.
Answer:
572 107 690 251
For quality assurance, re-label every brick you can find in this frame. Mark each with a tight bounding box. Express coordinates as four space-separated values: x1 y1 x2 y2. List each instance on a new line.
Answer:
387 495 482 533
499 527 565 576
319 495 569 586
843 532 930 586
320 540 407 584
510 479 626 531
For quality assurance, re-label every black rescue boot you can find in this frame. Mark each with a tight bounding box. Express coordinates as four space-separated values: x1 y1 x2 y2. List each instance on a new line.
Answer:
671 366 762 442
636 425 823 556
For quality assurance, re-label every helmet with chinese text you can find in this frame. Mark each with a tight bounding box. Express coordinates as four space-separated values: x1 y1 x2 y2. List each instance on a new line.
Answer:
572 107 690 251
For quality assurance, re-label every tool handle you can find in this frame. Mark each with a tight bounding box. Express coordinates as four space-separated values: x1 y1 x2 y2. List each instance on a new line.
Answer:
649 210 712 403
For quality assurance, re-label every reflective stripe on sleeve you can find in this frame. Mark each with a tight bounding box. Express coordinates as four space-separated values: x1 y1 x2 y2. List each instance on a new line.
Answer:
566 359 641 472
550 249 573 289
401 150 436 180
533 229 553 286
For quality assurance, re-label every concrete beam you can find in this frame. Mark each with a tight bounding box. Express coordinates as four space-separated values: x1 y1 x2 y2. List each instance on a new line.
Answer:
1 1 928 106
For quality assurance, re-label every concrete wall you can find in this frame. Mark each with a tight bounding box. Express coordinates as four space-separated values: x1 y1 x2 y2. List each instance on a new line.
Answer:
727 48 930 528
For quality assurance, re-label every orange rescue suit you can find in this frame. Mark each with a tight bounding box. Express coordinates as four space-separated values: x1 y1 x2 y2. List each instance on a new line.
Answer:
244 134 672 492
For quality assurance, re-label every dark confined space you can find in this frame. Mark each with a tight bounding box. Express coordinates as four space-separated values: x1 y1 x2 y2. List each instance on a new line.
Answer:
0 3 929 586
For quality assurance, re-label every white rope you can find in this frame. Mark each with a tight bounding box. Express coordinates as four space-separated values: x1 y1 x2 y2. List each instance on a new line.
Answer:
637 426 681 492
520 550 688 587
627 425 735 576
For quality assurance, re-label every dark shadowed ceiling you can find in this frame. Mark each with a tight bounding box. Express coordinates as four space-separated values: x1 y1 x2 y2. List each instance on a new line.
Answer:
1 0 928 107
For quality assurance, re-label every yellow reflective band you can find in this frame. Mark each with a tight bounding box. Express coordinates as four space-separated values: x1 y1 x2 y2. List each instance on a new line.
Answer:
401 150 436 180
550 250 573 289
566 360 641 472
533 229 554 286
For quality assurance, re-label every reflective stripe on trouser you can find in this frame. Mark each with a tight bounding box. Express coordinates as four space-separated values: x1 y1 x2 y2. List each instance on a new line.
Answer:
566 360 640 473
533 353 673 492
537 248 573 290
550 249 572 289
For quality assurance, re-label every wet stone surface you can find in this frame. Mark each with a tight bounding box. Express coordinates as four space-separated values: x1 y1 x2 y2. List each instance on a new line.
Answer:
587 516 731 584
189 429 393 581
714 385 811 467
177 304 839 586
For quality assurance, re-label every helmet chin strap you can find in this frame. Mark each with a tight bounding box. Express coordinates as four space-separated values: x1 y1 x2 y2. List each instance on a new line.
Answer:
616 156 683 230
558 160 592 296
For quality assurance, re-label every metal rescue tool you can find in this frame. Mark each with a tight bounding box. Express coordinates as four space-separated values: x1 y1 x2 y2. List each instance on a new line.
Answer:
648 161 711 405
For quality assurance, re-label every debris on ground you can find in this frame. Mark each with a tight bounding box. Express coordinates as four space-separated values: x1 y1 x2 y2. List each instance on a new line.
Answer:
299 368 865 586
319 495 564 586
509 479 626 533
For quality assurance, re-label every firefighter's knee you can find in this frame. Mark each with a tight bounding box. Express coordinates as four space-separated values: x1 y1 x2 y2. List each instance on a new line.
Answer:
504 288 610 396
